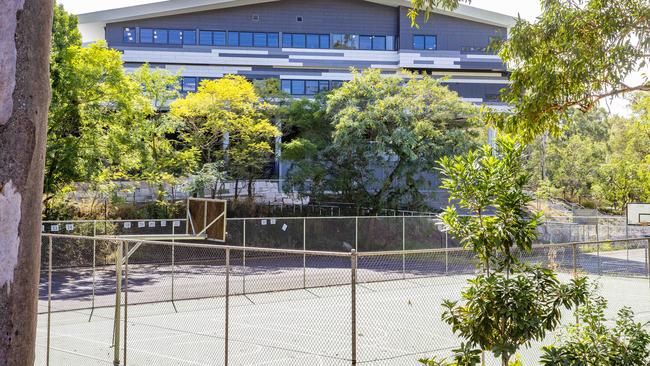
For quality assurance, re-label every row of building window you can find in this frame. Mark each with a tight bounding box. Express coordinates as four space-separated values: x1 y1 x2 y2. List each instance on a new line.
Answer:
123 28 403 51
179 77 342 95
281 79 344 95
122 27 502 53
179 77 503 100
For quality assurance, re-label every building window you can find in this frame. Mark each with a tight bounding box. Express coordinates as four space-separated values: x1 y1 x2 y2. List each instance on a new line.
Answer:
332 34 359 49
372 36 386 50
238 32 253 47
251 14 260 22
413 35 436 50
184 30 196 45
282 33 292 48
281 80 291 94
140 28 154 43
169 30 183 45
296 16 303 22
123 28 135 43
214 31 226 46
306 34 319 49
228 31 239 47
292 34 306 48
199 31 212 45
291 80 305 95
305 80 319 95
359 36 372 50
319 35 330 49
319 80 329 92
153 29 168 44
386 35 395 51
331 80 344 89
253 32 266 47
268 33 279 47
181 77 197 93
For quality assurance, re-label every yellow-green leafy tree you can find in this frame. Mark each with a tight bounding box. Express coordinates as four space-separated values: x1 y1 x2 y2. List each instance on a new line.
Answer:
170 75 280 199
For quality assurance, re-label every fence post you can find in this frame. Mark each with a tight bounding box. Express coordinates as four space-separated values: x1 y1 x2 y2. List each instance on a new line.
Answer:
572 243 577 278
355 217 358 252
243 219 247 294
113 241 123 366
225 248 230 366
445 232 449 275
171 223 176 309
646 239 650 289
597 241 601 276
303 218 307 288
47 236 52 366
92 220 96 315
402 217 406 279
351 249 357 366
123 242 129 366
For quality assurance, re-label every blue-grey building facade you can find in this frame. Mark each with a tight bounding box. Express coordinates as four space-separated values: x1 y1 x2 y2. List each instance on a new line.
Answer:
79 0 513 104
78 0 514 190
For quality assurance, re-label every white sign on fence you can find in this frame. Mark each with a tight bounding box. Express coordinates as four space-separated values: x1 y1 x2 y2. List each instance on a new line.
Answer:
124 222 132 229
148 221 155 228
138 221 145 228
65 224 74 231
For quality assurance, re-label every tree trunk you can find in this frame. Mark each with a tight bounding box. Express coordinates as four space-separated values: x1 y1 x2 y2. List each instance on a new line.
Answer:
0 1 53 365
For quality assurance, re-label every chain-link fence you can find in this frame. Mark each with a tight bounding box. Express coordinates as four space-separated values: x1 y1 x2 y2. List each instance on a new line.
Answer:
42 216 650 254
37 231 650 366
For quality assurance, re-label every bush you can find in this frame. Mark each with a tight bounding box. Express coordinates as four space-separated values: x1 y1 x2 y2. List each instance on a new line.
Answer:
540 290 650 366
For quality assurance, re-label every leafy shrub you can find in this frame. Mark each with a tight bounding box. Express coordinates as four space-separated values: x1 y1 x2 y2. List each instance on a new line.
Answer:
540 291 650 366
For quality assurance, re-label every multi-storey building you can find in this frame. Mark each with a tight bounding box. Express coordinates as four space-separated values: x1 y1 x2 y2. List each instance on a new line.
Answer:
78 0 513 103
77 0 514 194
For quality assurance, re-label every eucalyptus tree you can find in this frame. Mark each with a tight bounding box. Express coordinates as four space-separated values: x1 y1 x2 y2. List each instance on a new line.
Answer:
410 0 650 141
0 0 53 364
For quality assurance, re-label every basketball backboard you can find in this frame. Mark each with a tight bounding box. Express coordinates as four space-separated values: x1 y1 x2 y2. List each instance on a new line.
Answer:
627 203 650 226
187 197 227 241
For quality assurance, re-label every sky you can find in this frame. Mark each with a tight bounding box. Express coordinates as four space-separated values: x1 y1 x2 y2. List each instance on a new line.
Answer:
60 0 646 116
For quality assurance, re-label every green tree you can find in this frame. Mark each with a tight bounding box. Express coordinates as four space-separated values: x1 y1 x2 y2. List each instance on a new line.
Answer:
544 134 605 203
170 75 280 198
45 40 150 209
129 64 198 200
590 95 650 210
410 0 649 140
324 69 479 213
541 290 650 365
281 95 334 199
487 0 650 140
425 136 587 366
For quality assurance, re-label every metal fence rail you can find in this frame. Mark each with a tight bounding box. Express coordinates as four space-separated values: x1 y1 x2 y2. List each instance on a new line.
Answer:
41 216 650 253
37 233 650 366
